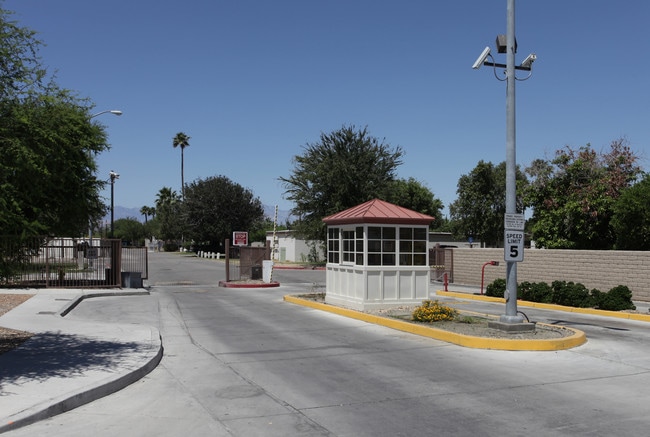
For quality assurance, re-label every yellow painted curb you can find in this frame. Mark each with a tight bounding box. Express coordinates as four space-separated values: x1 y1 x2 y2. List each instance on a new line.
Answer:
284 295 586 351
437 290 650 322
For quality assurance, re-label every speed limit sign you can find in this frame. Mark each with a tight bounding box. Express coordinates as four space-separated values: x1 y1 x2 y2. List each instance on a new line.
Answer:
504 230 524 262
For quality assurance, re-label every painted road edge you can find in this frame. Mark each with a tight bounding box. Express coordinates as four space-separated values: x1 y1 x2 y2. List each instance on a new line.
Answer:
284 295 586 351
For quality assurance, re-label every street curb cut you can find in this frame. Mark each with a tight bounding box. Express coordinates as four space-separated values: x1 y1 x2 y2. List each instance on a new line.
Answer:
218 281 280 288
284 295 586 351
59 290 151 317
0 328 163 434
0 291 163 434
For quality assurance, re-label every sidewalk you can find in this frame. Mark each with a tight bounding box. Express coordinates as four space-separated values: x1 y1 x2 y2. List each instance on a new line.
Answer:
0 289 162 434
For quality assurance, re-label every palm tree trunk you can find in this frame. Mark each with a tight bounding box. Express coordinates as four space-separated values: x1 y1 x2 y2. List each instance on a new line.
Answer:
181 147 185 200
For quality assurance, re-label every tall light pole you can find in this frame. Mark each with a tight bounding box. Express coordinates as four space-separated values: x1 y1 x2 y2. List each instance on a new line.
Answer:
88 110 122 247
503 0 520 324
109 171 120 238
92 109 123 118
472 0 536 326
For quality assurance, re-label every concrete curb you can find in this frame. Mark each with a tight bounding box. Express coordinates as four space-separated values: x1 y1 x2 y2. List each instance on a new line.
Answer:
436 290 650 322
273 265 326 270
0 329 163 434
284 295 586 351
0 290 163 434
218 281 280 288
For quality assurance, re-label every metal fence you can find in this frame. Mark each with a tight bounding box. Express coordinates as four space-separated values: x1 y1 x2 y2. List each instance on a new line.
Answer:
224 241 270 282
429 246 454 283
0 236 148 288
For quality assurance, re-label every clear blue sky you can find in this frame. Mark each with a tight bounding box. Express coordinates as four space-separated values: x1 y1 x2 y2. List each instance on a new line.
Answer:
5 0 649 218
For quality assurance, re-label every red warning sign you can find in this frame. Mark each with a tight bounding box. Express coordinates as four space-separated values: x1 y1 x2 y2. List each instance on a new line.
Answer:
233 231 248 246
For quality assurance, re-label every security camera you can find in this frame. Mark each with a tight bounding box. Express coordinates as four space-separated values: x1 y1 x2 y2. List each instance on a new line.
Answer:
520 53 537 69
472 46 491 69
109 171 120 179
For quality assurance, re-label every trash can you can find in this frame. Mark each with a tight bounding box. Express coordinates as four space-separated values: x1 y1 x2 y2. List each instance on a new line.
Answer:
251 266 262 280
121 271 142 288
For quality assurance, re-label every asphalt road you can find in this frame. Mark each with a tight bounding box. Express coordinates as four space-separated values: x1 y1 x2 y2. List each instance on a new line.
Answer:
6 252 650 436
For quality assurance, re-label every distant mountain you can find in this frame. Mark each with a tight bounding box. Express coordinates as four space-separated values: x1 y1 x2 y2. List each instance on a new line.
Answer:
106 204 293 224
103 206 143 223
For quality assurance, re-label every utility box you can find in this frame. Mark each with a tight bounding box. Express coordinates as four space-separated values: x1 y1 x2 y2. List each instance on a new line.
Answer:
263 260 274 283
251 266 262 280
121 271 142 288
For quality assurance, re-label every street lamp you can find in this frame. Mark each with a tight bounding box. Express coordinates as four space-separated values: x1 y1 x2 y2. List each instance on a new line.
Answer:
472 0 536 327
88 109 122 248
109 171 120 238
91 109 123 118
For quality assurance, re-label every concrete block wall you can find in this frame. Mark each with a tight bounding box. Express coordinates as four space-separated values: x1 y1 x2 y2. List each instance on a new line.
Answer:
451 248 650 302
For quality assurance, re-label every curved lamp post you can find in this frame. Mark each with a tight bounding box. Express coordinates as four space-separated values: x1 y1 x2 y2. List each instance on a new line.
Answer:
91 109 123 118
88 109 122 249
109 171 120 238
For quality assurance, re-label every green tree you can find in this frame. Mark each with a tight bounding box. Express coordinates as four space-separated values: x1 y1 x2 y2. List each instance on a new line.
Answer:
112 217 145 246
524 139 641 249
172 132 190 200
611 173 650 250
154 187 183 244
0 5 110 237
0 7 47 101
279 125 404 241
182 175 264 252
448 161 527 247
383 177 444 224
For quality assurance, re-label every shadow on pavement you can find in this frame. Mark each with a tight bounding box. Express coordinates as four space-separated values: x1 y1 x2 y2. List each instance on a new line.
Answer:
0 332 146 386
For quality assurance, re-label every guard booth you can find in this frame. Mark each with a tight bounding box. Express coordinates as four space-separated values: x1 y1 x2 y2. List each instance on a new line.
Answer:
323 199 434 311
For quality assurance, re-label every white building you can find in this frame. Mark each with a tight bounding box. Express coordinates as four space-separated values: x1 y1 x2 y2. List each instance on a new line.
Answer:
265 230 325 263
322 199 435 311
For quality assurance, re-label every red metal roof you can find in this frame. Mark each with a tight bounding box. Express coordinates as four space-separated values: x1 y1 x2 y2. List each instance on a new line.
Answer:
322 199 435 225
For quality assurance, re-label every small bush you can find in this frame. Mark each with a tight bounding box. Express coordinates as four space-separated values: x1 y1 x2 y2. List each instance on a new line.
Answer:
412 300 458 323
163 242 179 252
519 281 553 303
550 281 595 308
595 285 636 311
483 278 636 311
485 278 506 298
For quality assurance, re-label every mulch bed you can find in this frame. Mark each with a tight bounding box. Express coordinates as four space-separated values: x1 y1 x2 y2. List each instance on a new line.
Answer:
0 294 35 355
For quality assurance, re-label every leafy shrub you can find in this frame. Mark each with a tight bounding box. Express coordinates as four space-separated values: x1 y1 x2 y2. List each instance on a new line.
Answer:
163 242 179 252
519 281 553 303
483 279 636 311
485 278 506 298
594 285 636 311
412 300 458 323
550 281 595 308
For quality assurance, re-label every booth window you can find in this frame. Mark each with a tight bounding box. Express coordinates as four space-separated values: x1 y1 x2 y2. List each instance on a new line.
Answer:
340 226 363 264
328 228 339 263
399 227 428 266
368 226 396 266
342 229 355 263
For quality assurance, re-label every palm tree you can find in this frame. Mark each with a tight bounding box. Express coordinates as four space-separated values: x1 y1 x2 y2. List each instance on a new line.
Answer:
155 187 178 210
172 132 191 199
140 206 155 224
155 187 182 244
